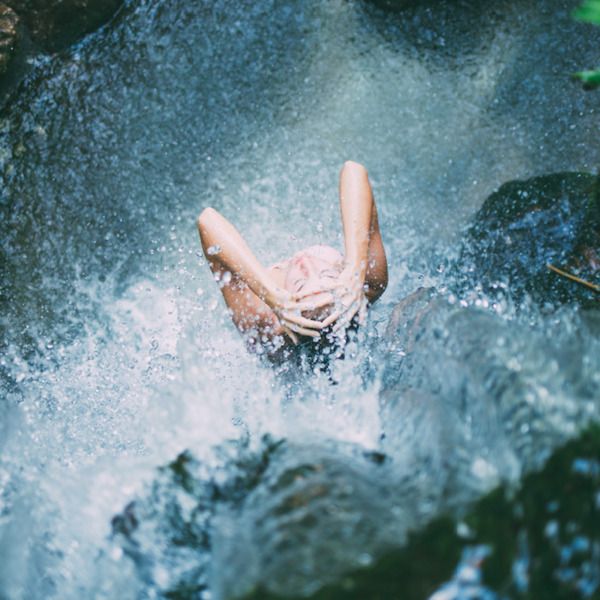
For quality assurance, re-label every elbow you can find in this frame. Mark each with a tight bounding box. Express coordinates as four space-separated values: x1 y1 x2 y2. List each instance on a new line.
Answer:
342 160 368 177
197 206 217 232
197 207 219 251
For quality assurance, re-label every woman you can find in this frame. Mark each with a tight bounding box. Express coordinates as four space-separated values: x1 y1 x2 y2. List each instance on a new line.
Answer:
197 161 388 353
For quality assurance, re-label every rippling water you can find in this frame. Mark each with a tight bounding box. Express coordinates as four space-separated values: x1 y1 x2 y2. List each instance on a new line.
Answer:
0 0 599 598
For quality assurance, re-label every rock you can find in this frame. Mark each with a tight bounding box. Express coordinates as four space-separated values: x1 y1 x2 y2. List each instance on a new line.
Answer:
110 439 282 597
239 424 600 600
0 4 18 76
212 441 403 599
456 172 599 309
5 0 123 53
361 0 427 9
111 437 409 600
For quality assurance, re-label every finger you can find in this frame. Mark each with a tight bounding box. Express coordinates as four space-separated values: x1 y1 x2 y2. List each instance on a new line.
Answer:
292 280 348 300
358 297 368 326
284 321 321 338
283 326 299 345
331 318 349 334
320 309 343 329
292 292 336 308
347 301 360 323
331 302 360 333
281 311 326 330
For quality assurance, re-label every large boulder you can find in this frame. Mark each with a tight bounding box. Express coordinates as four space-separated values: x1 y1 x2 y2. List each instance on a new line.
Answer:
111 438 408 599
456 172 599 309
240 425 600 600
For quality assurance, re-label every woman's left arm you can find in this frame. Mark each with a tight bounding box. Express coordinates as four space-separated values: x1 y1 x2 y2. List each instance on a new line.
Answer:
338 160 388 304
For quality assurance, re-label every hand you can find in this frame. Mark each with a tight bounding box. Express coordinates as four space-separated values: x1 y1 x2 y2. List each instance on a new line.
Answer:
293 263 369 333
264 285 333 344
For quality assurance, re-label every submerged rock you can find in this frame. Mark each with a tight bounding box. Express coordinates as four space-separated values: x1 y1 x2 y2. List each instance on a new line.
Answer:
212 442 406 599
111 438 283 598
456 172 599 309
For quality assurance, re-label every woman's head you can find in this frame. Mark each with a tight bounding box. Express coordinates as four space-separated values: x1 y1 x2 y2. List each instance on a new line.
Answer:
284 245 344 295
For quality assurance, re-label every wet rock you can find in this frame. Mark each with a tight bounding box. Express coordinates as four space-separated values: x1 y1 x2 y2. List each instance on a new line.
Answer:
111 437 409 600
0 4 18 76
381 285 599 476
456 172 599 309
361 0 430 9
5 0 123 53
240 424 600 600
111 438 283 597
213 442 403 599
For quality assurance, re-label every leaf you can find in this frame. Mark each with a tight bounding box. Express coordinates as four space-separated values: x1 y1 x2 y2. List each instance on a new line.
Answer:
573 0 600 24
573 69 600 88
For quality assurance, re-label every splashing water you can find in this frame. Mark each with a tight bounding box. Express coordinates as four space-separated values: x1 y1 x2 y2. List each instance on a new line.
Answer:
1 0 599 597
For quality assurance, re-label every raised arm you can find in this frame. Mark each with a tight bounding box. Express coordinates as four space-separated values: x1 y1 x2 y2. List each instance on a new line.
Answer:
197 207 326 341
198 207 276 305
339 161 388 303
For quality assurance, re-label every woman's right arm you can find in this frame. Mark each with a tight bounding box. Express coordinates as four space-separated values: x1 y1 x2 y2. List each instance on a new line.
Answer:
198 207 277 304
197 207 326 340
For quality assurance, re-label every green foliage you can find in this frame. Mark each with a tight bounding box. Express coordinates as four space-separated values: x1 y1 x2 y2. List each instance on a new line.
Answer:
573 0 600 87
573 0 600 23
573 70 600 86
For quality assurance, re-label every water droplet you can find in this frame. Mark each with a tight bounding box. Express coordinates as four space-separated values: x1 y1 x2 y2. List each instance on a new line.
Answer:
544 520 559 538
207 245 221 255
196 288 204 296
456 522 473 539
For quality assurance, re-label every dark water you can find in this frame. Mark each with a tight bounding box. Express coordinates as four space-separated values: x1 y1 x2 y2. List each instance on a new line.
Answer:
0 0 599 598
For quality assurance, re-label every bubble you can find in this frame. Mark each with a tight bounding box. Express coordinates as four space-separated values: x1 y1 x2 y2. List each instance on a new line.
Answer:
207 245 221 256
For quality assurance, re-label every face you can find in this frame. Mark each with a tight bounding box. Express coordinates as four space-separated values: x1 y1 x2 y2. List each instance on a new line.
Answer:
284 245 343 296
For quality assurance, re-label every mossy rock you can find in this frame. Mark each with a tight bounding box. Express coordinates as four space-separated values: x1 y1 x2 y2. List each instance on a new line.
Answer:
457 172 599 309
